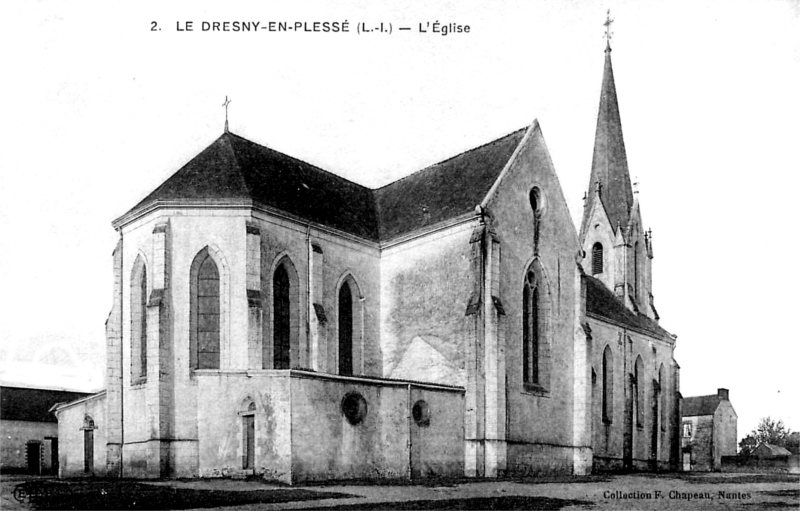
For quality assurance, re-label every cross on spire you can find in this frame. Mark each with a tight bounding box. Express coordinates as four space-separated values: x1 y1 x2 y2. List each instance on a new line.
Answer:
222 96 232 133
604 9 614 51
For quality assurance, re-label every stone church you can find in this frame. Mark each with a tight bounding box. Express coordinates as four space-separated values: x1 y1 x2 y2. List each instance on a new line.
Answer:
54 42 681 482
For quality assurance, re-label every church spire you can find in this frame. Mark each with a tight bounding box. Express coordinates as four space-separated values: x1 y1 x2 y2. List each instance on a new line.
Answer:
580 13 634 237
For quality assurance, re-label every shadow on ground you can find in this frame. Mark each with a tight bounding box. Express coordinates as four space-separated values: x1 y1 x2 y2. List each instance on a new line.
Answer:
647 473 800 485
321 496 592 510
305 474 611 488
12 480 356 510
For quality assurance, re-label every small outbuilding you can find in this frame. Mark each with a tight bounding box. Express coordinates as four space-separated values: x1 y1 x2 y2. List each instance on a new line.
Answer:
752 443 792 457
1 385 93 474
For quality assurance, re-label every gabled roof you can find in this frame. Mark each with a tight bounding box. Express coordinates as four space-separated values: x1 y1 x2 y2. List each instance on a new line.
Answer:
682 395 723 417
375 128 527 240
584 274 673 340
581 46 634 237
1 386 93 423
754 443 792 456
119 127 529 243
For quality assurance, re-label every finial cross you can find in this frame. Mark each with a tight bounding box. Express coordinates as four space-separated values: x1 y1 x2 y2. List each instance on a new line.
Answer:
222 96 232 132
604 9 614 48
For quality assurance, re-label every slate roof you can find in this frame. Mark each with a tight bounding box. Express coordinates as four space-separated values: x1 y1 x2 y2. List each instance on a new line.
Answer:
682 395 723 417
584 274 673 340
1 386 93 423
131 133 380 241
122 127 529 243
375 128 528 240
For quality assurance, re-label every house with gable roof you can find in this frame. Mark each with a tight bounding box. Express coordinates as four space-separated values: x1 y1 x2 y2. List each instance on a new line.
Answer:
681 388 738 471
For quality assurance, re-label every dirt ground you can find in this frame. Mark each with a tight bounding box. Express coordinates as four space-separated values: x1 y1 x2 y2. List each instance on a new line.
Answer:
1 472 797 510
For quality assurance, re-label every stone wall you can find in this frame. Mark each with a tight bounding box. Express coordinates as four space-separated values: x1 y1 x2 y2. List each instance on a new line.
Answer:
721 455 800 474
0 420 57 473
291 372 464 483
682 415 714 471
486 123 583 476
195 371 292 481
379 222 473 386
589 318 677 472
713 400 737 469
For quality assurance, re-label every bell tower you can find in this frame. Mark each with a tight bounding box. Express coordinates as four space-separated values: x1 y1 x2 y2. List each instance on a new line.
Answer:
579 14 657 320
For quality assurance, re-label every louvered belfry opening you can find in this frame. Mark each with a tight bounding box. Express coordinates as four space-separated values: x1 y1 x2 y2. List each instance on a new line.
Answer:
273 265 291 369
592 243 604 275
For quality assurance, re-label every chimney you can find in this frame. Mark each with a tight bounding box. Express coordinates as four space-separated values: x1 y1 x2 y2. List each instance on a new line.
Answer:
717 388 729 400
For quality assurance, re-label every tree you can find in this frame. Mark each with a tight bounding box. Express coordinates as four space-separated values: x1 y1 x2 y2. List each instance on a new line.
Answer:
753 417 791 445
740 417 793 455
786 432 800 455
738 434 757 455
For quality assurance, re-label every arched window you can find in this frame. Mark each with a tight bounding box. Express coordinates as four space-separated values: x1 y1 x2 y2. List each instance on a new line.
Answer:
634 241 640 297
338 281 353 375
130 257 148 382
273 265 291 369
522 283 539 383
190 249 220 370
635 355 645 427
602 345 613 423
269 257 299 370
659 364 667 431
592 243 603 275
522 262 550 390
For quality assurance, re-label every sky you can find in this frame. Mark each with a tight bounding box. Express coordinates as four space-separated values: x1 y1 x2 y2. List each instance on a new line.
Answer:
2 0 799 441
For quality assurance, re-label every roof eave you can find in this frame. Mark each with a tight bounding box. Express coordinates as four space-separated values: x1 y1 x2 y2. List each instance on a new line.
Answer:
586 311 676 343
51 390 107 413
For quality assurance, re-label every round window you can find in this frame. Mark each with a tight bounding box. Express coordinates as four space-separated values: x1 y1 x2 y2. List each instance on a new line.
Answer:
412 400 430 427
341 392 368 425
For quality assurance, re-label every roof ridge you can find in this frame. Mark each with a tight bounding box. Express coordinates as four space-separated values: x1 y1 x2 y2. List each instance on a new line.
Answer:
373 127 528 192
226 131 375 193
222 133 251 197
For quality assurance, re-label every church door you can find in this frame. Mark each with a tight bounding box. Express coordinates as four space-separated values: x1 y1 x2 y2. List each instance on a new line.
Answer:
243 415 255 470
84 429 94 474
